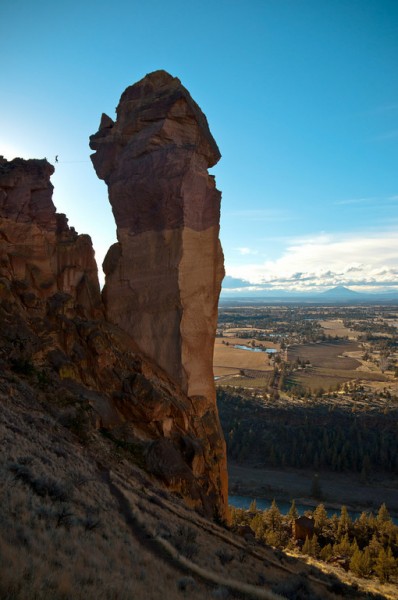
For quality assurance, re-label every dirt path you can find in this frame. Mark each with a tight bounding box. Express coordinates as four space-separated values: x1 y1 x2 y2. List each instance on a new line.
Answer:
229 462 398 515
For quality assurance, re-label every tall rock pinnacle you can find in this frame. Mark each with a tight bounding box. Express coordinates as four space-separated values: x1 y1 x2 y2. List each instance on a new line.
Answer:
90 70 228 517
90 71 224 397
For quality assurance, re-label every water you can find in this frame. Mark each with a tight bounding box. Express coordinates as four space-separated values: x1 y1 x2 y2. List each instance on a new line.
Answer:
234 345 277 354
229 495 377 522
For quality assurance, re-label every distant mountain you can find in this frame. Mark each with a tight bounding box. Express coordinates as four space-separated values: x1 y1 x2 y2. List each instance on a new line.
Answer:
220 284 398 304
321 285 360 299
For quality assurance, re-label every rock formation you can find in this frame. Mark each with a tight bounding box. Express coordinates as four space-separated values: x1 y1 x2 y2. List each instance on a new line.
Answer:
89 70 224 397
90 70 228 515
0 148 228 520
0 157 102 318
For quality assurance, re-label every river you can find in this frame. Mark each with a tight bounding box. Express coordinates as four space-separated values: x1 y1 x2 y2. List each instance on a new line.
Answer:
229 495 398 524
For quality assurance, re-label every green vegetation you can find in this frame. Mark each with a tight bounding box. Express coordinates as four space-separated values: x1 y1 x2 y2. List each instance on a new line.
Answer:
231 501 398 583
217 387 398 474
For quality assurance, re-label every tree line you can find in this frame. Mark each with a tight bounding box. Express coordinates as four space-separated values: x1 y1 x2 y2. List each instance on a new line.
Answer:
217 387 398 475
231 500 398 583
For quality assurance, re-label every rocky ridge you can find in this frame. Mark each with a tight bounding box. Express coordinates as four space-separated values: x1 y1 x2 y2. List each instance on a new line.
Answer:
0 71 227 520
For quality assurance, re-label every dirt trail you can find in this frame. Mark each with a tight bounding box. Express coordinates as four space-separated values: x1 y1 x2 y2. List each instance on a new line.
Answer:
101 467 286 600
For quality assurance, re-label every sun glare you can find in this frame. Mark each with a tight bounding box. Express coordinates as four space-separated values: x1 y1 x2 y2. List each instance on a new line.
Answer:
1 143 28 161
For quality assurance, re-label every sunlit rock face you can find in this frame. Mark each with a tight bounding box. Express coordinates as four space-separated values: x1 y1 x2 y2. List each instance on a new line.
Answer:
90 71 228 518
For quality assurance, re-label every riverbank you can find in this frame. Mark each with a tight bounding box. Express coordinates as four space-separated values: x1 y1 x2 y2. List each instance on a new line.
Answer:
228 461 398 517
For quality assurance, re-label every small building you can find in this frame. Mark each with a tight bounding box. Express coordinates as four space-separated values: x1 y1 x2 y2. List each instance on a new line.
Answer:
293 516 314 541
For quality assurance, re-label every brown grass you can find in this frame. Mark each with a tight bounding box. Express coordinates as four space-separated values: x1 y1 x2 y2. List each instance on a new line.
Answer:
287 341 361 370
318 319 360 340
290 367 389 392
1 372 392 599
214 339 274 377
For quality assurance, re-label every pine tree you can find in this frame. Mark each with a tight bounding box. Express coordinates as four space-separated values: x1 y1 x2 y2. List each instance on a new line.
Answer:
310 533 320 558
248 499 257 513
337 506 351 539
350 546 373 578
368 533 382 558
375 547 397 583
377 503 391 525
334 533 352 557
302 535 312 555
313 503 328 533
350 547 363 576
330 513 339 538
264 529 285 549
264 499 282 532
320 543 333 562
354 511 372 546
288 499 298 522
250 513 265 538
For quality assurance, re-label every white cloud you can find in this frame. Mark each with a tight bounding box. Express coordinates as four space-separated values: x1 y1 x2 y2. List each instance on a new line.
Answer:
226 230 398 292
236 247 258 255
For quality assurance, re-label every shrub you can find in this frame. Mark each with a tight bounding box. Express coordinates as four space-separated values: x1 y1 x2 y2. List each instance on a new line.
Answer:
174 525 198 559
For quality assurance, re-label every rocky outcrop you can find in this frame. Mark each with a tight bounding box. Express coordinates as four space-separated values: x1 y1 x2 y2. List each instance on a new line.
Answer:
0 157 102 319
89 70 224 396
90 70 228 517
0 152 228 520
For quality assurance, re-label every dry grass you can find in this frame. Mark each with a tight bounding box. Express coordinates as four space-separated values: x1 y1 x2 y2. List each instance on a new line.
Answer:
287 341 361 370
214 339 274 377
290 366 390 393
285 341 393 392
318 319 360 340
0 374 392 600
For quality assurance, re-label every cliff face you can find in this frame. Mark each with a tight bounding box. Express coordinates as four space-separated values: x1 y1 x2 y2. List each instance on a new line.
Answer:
90 70 228 515
0 157 102 319
0 94 228 519
89 71 224 398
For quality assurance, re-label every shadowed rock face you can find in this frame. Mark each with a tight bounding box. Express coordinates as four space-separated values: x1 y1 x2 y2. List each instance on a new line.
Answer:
0 113 228 519
90 70 228 518
90 71 224 392
0 157 102 318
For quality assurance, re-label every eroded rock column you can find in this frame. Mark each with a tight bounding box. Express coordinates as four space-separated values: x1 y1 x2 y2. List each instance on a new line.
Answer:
90 70 228 517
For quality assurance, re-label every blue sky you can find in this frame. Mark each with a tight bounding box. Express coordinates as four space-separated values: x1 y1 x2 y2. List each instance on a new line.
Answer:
1 0 397 294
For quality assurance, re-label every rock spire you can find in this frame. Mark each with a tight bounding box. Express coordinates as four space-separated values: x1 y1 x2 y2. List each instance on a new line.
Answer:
90 70 228 516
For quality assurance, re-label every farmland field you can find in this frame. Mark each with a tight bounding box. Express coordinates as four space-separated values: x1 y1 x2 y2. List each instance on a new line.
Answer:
318 318 359 340
215 301 398 530
213 337 275 381
287 340 360 369
215 302 398 398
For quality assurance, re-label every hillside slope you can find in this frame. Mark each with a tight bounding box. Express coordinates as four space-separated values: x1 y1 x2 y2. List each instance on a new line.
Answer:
0 374 389 599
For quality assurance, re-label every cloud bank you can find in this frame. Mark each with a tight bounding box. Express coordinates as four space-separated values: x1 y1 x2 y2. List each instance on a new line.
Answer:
225 230 398 293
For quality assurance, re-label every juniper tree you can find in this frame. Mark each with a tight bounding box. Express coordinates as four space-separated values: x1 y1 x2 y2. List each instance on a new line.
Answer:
375 547 397 583
264 499 282 532
337 506 351 539
287 499 298 523
377 503 391 525
350 546 372 578
313 503 328 534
